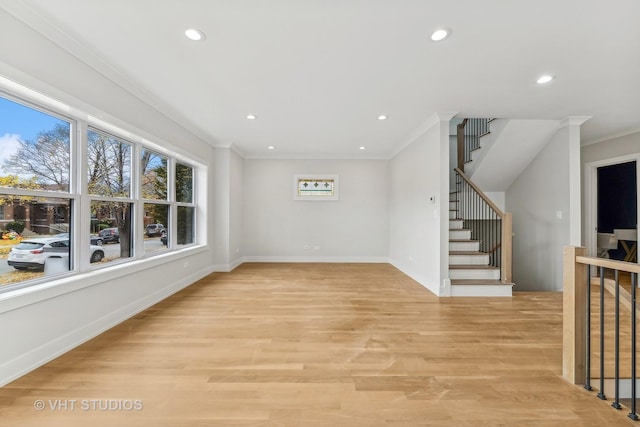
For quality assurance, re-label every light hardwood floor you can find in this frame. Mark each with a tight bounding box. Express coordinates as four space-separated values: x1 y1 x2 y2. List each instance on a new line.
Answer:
0 263 635 426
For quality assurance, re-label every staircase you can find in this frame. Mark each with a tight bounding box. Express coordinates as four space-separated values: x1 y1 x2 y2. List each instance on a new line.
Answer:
449 118 514 297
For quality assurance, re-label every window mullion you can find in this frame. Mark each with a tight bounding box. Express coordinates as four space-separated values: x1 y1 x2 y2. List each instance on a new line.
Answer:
75 120 91 272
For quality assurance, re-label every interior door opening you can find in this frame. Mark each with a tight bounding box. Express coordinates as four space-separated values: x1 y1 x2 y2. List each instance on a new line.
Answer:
596 160 637 262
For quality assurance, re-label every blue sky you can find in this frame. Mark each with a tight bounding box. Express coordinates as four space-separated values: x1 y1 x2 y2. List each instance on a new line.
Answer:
0 96 68 168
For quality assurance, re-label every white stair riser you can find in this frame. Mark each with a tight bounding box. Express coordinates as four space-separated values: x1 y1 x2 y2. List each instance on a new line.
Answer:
449 211 458 219
451 284 512 297
449 254 490 265
449 230 471 240
449 201 458 210
449 268 500 280
449 241 480 251
449 220 464 230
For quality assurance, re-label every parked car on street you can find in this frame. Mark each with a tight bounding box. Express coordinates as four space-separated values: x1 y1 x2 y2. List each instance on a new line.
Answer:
7 237 105 270
146 223 164 237
55 232 104 246
98 227 120 244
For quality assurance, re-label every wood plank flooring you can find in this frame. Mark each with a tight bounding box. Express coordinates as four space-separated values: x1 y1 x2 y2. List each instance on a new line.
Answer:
0 263 635 426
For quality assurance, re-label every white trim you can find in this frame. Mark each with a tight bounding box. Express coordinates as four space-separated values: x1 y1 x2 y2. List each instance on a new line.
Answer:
244 256 389 263
389 112 457 159
582 128 640 147
559 116 591 128
0 245 209 314
584 153 640 259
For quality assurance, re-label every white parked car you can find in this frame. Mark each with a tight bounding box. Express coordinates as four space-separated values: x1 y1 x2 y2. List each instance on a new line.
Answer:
7 237 105 270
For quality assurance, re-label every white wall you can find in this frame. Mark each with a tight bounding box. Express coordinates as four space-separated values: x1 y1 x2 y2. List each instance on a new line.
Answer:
506 123 581 291
582 131 640 164
0 9 216 386
243 159 389 261
389 115 450 295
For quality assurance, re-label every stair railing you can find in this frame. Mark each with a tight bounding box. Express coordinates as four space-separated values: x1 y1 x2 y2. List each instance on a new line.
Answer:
456 118 492 172
454 168 512 282
564 247 640 421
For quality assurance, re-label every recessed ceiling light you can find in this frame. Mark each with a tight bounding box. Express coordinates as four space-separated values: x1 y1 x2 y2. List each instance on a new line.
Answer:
430 28 450 42
536 74 554 84
268 146 275 150
378 115 388 120
185 28 205 41
359 146 366 150
246 114 257 120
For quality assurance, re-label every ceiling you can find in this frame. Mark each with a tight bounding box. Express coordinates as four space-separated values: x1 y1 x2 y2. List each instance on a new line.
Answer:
3 0 640 159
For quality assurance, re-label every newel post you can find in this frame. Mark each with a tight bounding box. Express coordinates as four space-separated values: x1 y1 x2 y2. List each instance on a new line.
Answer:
501 213 513 283
563 246 587 384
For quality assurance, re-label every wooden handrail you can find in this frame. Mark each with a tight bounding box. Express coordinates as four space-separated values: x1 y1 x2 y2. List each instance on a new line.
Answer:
454 167 505 218
576 255 640 274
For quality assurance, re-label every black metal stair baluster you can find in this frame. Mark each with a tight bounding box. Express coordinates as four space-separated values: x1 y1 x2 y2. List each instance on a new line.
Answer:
629 272 639 420
585 265 592 391
612 269 621 409
598 266 606 400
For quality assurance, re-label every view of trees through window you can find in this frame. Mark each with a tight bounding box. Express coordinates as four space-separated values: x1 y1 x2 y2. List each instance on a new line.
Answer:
0 94 197 289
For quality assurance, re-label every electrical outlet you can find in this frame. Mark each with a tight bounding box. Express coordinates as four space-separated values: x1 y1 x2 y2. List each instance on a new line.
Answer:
303 245 311 250
313 245 321 250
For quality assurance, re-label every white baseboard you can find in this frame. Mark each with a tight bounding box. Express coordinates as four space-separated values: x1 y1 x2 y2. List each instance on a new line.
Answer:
0 265 214 387
243 256 389 263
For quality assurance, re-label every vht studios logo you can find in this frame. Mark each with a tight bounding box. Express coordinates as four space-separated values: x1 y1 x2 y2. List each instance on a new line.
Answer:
34 399 143 412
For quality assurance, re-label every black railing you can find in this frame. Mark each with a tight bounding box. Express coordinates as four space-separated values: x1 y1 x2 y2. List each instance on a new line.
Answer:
566 252 640 421
454 168 503 275
456 118 492 171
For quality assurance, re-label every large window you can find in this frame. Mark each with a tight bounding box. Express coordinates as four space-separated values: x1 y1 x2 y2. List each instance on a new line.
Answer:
0 93 199 291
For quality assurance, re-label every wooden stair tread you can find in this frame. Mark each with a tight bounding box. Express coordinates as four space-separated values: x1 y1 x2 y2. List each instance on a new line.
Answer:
451 279 513 286
449 265 499 270
449 251 488 255
449 239 480 243
449 228 471 231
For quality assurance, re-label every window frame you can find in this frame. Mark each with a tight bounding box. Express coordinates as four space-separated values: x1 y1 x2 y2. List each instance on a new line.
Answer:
0 85 202 292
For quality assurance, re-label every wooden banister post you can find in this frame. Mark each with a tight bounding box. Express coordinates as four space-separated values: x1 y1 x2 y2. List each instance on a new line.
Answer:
563 246 587 384
501 213 512 283
456 122 465 172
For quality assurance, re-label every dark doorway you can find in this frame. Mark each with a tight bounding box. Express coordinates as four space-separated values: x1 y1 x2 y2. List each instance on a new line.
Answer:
597 161 637 261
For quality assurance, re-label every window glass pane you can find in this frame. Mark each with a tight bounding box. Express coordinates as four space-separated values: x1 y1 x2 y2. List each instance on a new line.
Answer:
0 195 71 287
90 201 132 264
177 206 195 247
0 97 71 192
176 163 193 203
144 203 167 255
87 130 131 197
141 150 167 200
